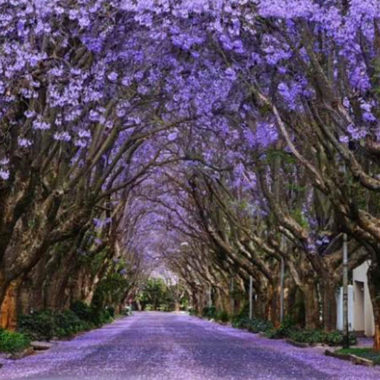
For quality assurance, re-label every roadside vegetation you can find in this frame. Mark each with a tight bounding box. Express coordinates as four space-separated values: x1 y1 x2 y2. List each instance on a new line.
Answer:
0 329 30 354
137 278 188 312
200 307 357 347
18 301 115 341
0 301 127 354
336 348 380 365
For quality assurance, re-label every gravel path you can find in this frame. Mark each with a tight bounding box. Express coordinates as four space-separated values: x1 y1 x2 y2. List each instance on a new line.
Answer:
1 311 380 380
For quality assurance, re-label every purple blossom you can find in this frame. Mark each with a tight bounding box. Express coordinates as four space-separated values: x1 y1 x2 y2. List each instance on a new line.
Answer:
18 138 32 147
24 110 36 119
225 67 237 81
0 158 9 166
363 112 376 122
168 131 178 141
32 118 50 131
53 132 71 142
0 169 10 180
107 72 118 82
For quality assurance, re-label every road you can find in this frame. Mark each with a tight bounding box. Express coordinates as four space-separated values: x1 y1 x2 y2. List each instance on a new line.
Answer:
1 312 380 380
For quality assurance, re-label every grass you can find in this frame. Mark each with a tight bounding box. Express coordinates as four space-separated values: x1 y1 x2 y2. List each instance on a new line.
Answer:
337 348 380 365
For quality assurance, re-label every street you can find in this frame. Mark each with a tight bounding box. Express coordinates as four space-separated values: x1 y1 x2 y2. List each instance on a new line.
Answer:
1 312 379 380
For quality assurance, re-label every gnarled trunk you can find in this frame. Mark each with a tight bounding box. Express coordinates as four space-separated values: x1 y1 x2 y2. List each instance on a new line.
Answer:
320 277 337 331
302 280 320 329
0 280 20 330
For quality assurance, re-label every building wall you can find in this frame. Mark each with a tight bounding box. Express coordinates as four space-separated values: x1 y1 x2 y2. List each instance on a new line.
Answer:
353 261 375 337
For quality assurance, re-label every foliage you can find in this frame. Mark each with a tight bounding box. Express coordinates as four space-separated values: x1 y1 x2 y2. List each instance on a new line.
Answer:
138 278 168 310
231 316 356 346
19 303 113 341
0 329 30 353
70 301 94 322
264 317 296 339
202 306 217 319
91 272 131 311
216 310 230 323
232 317 273 333
285 329 356 346
18 310 56 341
53 310 92 338
202 306 229 322
189 308 198 316
137 278 186 312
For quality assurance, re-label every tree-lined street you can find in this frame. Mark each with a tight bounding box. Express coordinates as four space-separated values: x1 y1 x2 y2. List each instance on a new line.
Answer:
2 0 380 375
1 312 380 380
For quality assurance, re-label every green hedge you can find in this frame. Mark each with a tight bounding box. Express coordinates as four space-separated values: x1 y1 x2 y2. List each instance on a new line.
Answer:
0 329 30 353
287 329 357 346
202 306 230 322
202 306 217 319
232 316 357 346
215 310 230 322
19 302 113 341
232 316 273 333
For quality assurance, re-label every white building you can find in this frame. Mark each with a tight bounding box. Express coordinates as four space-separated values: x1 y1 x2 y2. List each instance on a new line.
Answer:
336 261 375 337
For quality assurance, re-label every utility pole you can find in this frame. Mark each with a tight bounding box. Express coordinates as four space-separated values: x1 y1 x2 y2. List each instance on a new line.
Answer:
249 275 253 319
342 233 349 348
280 257 285 323
280 236 286 324
230 277 234 315
208 285 212 308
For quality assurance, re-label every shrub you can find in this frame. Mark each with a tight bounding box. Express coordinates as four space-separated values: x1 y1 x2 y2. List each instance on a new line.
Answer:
265 317 295 339
19 310 56 341
232 316 250 329
215 310 230 323
54 310 91 338
231 315 357 347
324 330 357 346
19 304 113 341
231 316 273 333
91 309 112 326
71 301 112 327
288 329 357 346
202 306 217 319
106 306 115 318
0 329 30 353
70 301 93 322
288 329 325 344
248 319 273 333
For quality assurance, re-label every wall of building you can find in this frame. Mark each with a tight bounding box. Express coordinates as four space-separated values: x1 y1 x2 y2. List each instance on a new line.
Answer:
353 261 375 337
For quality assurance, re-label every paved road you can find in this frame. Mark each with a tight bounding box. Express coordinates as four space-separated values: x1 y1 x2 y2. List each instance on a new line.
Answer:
1 312 380 380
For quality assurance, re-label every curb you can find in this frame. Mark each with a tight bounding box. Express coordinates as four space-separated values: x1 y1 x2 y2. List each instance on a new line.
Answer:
286 339 312 348
325 349 375 366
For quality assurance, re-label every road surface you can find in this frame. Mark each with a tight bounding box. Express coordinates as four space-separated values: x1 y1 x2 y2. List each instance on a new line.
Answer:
1 312 380 379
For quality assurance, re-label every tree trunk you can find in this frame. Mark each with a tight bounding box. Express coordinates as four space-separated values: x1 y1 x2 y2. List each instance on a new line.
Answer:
265 282 279 326
320 278 337 331
302 281 320 329
0 280 20 330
